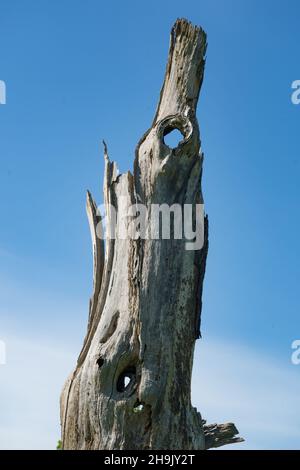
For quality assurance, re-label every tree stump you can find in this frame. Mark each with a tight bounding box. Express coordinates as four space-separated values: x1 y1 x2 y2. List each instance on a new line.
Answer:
60 18 243 450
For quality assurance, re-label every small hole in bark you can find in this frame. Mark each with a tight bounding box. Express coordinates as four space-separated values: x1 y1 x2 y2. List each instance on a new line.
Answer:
133 401 144 413
163 127 184 149
96 357 104 368
117 366 136 393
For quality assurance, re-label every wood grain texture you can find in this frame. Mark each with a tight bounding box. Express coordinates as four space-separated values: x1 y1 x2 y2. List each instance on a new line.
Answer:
60 18 242 450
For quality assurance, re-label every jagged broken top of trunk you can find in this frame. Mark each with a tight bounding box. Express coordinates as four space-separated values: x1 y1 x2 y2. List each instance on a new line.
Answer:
60 18 243 450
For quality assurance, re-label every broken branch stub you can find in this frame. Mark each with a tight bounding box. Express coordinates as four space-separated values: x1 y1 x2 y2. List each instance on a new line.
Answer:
60 18 243 450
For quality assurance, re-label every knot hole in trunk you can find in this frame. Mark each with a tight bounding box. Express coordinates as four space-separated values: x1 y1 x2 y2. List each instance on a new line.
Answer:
158 114 193 150
117 366 136 394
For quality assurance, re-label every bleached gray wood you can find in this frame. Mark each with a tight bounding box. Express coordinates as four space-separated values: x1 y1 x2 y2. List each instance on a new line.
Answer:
203 422 244 449
60 18 242 450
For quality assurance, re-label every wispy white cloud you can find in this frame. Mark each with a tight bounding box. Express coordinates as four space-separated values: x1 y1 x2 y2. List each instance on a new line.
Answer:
0 334 299 449
192 338 300 449
0 336 75 450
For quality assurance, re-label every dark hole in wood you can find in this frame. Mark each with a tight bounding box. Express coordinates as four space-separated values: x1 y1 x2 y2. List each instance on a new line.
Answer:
96 357 104 368
116 366 136 393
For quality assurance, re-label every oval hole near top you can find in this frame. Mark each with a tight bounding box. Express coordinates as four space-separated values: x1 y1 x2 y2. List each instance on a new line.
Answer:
163 128 184 149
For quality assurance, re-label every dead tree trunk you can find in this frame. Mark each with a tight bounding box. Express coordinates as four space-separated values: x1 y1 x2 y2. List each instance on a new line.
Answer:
60 18 243 450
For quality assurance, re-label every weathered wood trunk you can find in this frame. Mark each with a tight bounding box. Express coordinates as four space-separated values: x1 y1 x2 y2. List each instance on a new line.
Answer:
60 18 242 450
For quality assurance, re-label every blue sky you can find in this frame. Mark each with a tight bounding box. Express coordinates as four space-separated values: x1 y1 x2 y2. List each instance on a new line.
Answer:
0 0 300 449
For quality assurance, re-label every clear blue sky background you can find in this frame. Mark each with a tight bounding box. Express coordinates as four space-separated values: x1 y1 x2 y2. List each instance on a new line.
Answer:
0 0 300 449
